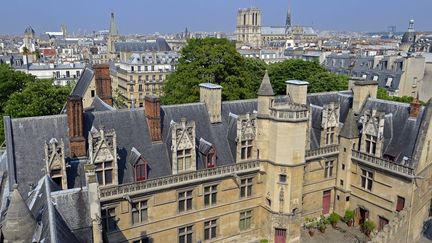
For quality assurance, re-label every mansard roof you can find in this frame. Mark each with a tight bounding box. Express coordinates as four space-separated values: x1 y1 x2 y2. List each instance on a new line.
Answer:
114 38 171 53
5 99 257 198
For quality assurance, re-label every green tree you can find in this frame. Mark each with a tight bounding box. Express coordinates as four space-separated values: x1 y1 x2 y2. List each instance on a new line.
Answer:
267 59 347 95
376 87 422 104
0 64 36 113
4 79 71 118
162 38 264 104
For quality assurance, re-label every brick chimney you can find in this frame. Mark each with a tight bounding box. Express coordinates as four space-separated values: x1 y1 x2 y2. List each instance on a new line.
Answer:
67 95 86 157
144 95 161 142
410 98 421 118
93 64 113 106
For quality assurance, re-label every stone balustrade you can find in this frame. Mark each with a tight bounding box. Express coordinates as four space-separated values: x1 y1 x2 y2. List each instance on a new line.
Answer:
305 145 339 161
100 160 260 201
352 150 415 177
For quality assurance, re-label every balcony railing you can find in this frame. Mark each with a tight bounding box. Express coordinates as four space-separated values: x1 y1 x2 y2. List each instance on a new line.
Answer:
100 160 260 200
352 150 415 177
305 145 339 161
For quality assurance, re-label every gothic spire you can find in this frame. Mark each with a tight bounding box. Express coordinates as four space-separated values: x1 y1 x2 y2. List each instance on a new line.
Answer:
109 12 118 36
285 0 292 28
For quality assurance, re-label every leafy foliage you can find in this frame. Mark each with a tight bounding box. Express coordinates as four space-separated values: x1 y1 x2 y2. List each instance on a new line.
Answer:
162 38 348 105
377 87 423 104
162 38 265 104
0 65 71 141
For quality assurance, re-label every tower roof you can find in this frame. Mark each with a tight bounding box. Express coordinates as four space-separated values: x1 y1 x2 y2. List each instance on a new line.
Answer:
24 26 35 35
109 12 118 36
257 71 274 96
339 109 359 139
2 185 37 242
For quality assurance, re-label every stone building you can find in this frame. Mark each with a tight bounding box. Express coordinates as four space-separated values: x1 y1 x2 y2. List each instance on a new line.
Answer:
236 2 317 49
325 52 426 99
112 46 179 107
1 73 432 243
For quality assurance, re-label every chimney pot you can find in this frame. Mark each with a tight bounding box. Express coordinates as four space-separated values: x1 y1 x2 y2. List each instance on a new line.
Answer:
66 95 86 157
93 64 113 106
409 99 421 118
144 95 161 142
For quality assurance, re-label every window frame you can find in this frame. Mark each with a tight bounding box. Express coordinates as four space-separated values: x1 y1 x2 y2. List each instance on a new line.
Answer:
95 160 114 186
177 148 192 172
101 207 116 233
239 210 252 231
178 225 193 243
204 219 218 241
240 177 253 198
324 160 334 178
204 184 218 207
131 199 148 225
178 189 193 213
361 169 374 191
240 139 253 160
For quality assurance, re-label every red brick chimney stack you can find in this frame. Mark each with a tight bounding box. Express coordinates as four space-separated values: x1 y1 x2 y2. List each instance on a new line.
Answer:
93 64 113 106
409 98 421 118
144 95 162 142
67 95 86 157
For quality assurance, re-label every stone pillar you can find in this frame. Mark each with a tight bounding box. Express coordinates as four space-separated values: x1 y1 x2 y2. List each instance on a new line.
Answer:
286 80 309 105
67 95 86 158
85 164 103 243
144 95 161 142
199 83 222 123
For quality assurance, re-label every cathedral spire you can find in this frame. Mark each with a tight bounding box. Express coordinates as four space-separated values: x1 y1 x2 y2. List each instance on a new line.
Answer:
285 0 292 28
109 12 118 36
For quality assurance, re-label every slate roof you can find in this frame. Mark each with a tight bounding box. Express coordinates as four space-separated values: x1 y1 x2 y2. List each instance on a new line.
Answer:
307 90 425 166
88 96 116 112
115 38 171 52
71 67 94 97
5 99 257 197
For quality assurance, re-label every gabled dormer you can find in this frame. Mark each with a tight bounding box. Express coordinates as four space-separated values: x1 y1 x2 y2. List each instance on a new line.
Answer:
237 113 257 161
88 127 118 186
171 118 196 174
321 102 340 146
198 138 217 169
130 147 148 182
360 109 385 156
44 138 67 189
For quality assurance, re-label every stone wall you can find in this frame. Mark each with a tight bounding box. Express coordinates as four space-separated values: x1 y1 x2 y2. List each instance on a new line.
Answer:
368 209 410 243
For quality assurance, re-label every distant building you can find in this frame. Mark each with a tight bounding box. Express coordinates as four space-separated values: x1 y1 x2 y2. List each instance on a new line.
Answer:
112 42 179 107
236 2 317 49
16 62 86 86
325 52 426 99
20 26 36 53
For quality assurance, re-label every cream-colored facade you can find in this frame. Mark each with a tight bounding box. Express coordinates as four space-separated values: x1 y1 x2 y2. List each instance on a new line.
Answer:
91 77 432 243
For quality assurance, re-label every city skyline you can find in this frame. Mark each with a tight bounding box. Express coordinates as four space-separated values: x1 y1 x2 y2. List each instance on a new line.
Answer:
3 0 432 35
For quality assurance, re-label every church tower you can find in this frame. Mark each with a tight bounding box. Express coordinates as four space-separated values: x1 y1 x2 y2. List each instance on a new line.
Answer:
236 8 262 48
107 12 119 56
285 0 292 28
400 18 416 52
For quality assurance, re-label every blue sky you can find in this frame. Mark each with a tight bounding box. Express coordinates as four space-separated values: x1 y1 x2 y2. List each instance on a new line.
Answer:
3 0 431 35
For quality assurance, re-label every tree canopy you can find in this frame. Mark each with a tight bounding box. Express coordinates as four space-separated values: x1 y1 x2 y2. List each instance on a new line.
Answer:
162 38 265 104
0 64 71 141
162 38 348 105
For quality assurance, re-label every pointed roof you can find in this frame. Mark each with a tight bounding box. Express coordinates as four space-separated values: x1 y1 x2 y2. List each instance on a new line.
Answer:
257 71 274 96
109 12 118 36
3 184 37 242
340 109 359 139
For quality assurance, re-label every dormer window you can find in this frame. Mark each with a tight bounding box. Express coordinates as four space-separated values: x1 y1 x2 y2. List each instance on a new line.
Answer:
206 146 217 168
365 135 377 154
135 160 147 182
177 149 192 171
241 140 253 160
321 103 339 146
325 127 335 145
130 147 148 182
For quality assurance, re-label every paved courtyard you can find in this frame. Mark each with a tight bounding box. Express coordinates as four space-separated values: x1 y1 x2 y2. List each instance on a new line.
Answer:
301 222 369 243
